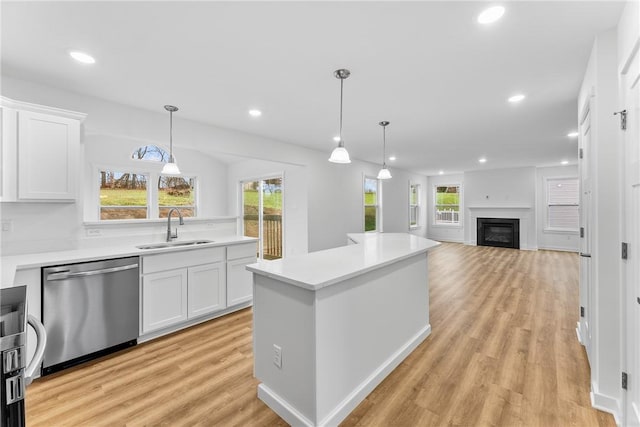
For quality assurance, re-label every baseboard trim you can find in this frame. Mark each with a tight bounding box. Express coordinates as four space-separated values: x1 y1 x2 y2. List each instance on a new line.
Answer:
538 245 579 253
590 387 622 425
576 322 583 345
427 237 464 244
257 323 432 427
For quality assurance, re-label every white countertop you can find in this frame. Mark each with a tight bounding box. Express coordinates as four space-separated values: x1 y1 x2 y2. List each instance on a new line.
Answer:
246 233 439 290
1 236 258 286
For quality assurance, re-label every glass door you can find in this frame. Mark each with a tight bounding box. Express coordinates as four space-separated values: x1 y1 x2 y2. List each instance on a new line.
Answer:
242 176 283 260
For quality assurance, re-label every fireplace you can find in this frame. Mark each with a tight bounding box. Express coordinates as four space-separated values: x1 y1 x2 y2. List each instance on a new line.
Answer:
477 218 520 249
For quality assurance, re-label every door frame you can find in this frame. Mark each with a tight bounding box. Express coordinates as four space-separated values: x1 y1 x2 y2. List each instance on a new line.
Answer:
239 172 285 260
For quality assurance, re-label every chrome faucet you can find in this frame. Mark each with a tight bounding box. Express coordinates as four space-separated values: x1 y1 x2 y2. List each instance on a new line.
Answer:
166 208 184 242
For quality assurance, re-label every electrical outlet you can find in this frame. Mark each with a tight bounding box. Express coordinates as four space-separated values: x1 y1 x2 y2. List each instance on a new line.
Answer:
273 344 282 368
86 229 102 237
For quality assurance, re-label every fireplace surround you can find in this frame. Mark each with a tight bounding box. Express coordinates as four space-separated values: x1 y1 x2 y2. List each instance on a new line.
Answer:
477 217 520 249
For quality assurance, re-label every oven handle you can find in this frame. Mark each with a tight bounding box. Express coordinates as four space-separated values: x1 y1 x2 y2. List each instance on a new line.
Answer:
25 314 47 385
46 263 138 281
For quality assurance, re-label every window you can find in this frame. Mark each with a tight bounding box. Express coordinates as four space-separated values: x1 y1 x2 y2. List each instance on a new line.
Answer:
241 176 283 260
434 185 461 225
131 145 169 162
99 169 197 221
547 177 579 230
99 170 148 220
159 176 196 218
409 183 421 229
364 177 380 232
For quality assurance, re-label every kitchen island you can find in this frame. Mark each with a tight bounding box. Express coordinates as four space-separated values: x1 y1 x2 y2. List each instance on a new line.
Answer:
247 233 439 427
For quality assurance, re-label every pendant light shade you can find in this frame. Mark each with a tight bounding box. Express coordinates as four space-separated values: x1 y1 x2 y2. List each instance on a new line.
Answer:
329 69 352 164
161 105 181 175
376 121 392 180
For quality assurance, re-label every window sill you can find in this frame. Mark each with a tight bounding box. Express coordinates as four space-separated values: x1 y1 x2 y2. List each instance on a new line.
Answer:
543 227 579 235
84 216 238 228
431 223 463 229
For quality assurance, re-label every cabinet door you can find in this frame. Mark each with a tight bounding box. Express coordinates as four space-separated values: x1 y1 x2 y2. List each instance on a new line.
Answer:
188 262 226 319
226 256 256 306
142 269 188 334
17 110 79 200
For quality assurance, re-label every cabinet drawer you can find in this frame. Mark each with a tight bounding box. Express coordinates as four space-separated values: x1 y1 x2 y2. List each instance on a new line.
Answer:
227 242 257 261
142 247 225 274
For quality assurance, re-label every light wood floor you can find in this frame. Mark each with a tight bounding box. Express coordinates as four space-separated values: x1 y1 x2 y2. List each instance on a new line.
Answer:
26 243 615 426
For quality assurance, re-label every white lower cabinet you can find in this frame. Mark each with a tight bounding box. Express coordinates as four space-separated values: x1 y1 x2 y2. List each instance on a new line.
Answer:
141 247 226 335
141 269 188 333
227 256 255 306
226 242 257 306
188 262 226 318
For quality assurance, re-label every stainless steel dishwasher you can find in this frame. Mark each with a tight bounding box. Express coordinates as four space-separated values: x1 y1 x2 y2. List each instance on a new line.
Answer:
42 257 139 375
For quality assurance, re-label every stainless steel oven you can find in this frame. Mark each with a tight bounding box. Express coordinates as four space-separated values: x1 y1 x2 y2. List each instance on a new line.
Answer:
1 286 46 427
42 257 139 375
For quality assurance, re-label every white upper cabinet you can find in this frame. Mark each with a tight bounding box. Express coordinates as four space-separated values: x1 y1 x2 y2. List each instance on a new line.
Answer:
1 97 86 202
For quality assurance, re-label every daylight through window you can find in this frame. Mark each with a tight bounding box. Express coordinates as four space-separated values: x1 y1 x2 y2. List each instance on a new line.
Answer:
434 185 460 225
364 177 379 232
99 171 149 220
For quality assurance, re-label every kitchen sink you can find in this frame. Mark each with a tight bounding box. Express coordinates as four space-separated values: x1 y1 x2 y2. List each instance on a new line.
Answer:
136 240 214 250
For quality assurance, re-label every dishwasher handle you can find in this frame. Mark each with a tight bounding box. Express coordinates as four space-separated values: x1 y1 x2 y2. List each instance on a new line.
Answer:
46 263 138 281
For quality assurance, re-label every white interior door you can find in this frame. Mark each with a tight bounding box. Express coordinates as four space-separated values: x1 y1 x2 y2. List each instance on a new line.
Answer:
623 41 640 427
579 102 594 361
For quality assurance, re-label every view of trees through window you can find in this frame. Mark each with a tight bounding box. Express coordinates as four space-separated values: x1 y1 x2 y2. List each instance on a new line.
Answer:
100 171 195 220
435 185 460 225
242 177 283 260
364 177 378 232
100 171 148 219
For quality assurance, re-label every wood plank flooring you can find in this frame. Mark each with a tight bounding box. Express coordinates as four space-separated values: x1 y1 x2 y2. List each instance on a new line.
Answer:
26 243 615 426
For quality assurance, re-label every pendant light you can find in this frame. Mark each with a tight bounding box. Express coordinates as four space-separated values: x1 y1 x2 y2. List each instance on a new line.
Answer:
329 69 352 163
161 105 181 175
377 121 392 180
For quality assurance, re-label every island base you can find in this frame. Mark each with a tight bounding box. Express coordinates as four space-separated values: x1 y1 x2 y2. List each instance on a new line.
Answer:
252 252 431 426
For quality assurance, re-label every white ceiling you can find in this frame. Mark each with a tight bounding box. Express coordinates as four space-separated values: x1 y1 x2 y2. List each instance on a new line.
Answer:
1 1 625 175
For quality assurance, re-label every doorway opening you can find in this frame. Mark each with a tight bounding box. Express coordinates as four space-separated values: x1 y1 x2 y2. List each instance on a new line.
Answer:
241 176 283 260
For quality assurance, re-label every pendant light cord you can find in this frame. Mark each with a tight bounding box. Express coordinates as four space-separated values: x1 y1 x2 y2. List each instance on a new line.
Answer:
382 125 386 167
169 109 174 162
339 77 344 145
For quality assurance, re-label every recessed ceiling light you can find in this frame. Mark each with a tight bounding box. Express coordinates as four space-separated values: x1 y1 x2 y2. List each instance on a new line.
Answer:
478 157 487 163
561 160 569 165
388 156 396 161
477 6 505 24
69 51 95 64
508 94 525 103
248 109 262 117
567 131 579 138
333 136 341 142
439 170 444 175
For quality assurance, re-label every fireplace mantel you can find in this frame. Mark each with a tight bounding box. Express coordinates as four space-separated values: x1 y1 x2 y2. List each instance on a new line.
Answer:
466 205 536 250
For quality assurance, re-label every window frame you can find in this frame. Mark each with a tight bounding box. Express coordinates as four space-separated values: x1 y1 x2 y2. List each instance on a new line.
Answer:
544 176 579 233
409 182 421 230
433 184 462 228
363 175 381 233
96 164 198 221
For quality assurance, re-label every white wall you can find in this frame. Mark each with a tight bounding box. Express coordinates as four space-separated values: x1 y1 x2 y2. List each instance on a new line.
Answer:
426 174 464 243
536 165 580 252
463 167 537 249
1 76 428 256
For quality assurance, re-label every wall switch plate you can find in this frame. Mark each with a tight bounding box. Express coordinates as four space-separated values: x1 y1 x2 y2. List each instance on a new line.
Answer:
273 344 282 368
1 220 12 232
